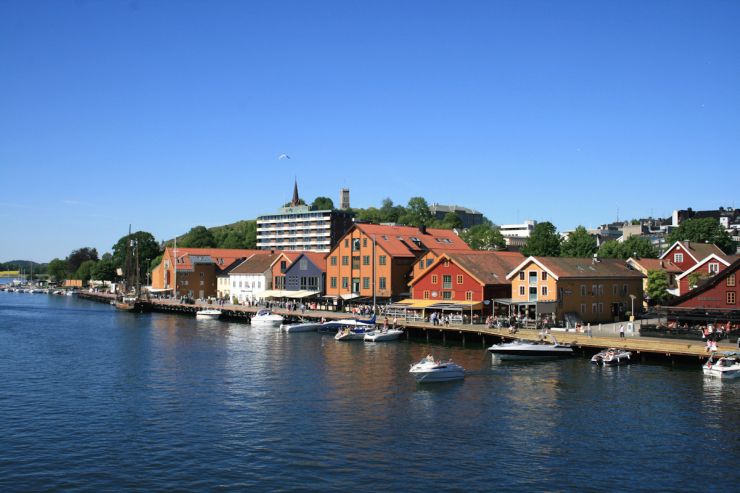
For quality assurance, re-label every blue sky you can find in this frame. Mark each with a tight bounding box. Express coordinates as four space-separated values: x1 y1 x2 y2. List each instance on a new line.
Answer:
1 0 738 262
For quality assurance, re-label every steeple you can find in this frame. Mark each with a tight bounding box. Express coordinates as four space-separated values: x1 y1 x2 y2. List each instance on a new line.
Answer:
291 178 300 206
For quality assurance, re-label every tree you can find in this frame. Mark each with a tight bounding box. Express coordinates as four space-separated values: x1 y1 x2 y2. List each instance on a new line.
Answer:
398 197 433 227
460 224 506 250
667 217 736 254
560 226 597 258
47 258 69 282
112 231 161 287
74 259 97 282
522 222 561 257
646 270 671 305
354 207 383 224
380 198 403 223
66 247 99 273
91 256 116 281
180 226 217 248
311 196 334 210
438 212 463 230
598 236 658 260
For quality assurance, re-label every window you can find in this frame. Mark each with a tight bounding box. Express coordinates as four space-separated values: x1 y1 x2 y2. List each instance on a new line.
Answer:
431 275 438 285
592 303 597 313
612 284 618 296
379 255 387 266
299 259 308 270
418 260 424 270
457 275 464 285
674 253 683 263
344 239 349 248
421 290 429 299
443 275 452 288
363 256 370 266
519 272 525 281
199 272 205 279
342 256 349 266
728 273 736 287
443 259 450 267
581 285 587 296
598 303 604 313
709 263 719 274
280 261 287 272
352 256 360 269
591 284 597 296
598 284 604 296
426 259 433 267
330 277 337 289
330 256 337 266
379 277 387 290
727 291 736 305
363 238 367 247
442 291 452 299
363 277 370 289
622 284 628 296
353 238 361 251
541 286 548 296
541 271 548 281
466 291 473 301
519 286 525 296
341 277 349 289
580 303 586 313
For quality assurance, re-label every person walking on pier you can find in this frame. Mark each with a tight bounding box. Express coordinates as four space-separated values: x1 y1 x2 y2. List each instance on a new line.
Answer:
619 324 625 338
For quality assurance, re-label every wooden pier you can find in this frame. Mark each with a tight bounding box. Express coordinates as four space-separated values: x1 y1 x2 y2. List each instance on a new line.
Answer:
77 291 734 363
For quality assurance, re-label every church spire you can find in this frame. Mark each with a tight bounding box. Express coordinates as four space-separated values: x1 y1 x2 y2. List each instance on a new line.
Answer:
291 178 300 206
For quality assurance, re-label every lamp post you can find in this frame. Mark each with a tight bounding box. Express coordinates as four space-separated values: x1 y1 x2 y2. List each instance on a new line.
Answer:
629 294 636 319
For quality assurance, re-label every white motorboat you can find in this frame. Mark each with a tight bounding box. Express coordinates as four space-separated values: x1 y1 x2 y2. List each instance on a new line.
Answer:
591 348 632 366
319 316 375 333
281 321 322 333
196 309 222 320
703 352 740 379
335 326 373 341
364 328 404 342
487 334 574 360
251 309 284 326
409 355 465 383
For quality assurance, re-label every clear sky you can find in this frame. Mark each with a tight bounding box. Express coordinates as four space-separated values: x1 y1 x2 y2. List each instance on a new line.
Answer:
1 0 738 262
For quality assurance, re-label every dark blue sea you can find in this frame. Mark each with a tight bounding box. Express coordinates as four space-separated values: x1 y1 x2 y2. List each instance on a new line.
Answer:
1 291 738 492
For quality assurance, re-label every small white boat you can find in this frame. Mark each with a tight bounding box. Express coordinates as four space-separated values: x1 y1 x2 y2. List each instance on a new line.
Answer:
196 309 222 320
319 317 375 333
409 355 465 383
364 328 404 342
591 348 632 366
251 309 284 326
703 352 740 379
487 334 574 360
335 326 373 341
281 321 321 333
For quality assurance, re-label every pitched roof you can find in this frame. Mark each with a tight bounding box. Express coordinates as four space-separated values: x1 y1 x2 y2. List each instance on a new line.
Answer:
285 252 328 274
660 241 728 263
509 257 645 280
669 258 740 306
446 251 525 285
354 223 470 257
166 247 264 272
230 252 280 275
628 257 682 274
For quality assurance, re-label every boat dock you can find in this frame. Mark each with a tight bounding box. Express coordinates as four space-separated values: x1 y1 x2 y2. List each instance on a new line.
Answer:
77 291 733 363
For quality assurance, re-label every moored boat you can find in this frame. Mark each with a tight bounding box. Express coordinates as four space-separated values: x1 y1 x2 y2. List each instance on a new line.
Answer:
196 309 222 320
591 348 632 366
251 309 284 326
281 321 322 333
409 355 465 383
703 352 740 379
364 328 404 342
487 334 573 360
318 316 375 333
335 326 373 341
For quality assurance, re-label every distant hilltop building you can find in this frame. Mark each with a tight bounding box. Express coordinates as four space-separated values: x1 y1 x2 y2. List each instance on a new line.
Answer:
340 188 350 210
428 203 484 229
256 180 353 252
673 206 740 230
499 220 536 247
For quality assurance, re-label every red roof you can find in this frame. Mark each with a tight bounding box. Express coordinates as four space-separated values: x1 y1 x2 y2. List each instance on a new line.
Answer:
411 251 524 287
354 224 470 257
629 258 682 274
165 247 265 272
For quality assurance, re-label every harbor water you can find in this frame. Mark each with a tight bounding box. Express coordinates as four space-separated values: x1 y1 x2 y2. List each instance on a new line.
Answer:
1 291 738 491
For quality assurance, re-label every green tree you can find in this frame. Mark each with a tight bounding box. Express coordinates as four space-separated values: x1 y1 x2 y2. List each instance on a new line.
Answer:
597 240 623 259
667 217 736 254
112 231 161 286
560 226 597 258
460 224 506 250
438 212 463 230
47 258 69 282
621 235 659 259
646 270 671 305
380 198 403 223
522 222 561 257
66 247 99 273
91 256 116 281
398 197 433 227
180 226 217 248
74 259 97 282
354 207 383 224
311 196 334 210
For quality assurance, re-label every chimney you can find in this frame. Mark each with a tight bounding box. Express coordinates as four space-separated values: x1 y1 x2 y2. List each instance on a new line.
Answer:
686 240 690 249
419 225 427 235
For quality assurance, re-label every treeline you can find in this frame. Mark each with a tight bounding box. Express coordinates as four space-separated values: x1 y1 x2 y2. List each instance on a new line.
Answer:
0 260 48 275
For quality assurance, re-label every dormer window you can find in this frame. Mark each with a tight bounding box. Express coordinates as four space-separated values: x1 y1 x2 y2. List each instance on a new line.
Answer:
708 262 719 274
674 253 683 263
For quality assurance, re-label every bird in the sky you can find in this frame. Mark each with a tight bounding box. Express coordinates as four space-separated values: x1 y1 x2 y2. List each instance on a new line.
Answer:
278 154 290 160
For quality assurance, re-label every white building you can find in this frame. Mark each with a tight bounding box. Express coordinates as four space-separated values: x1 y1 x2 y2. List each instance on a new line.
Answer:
228 253 278 303
499 220 537 246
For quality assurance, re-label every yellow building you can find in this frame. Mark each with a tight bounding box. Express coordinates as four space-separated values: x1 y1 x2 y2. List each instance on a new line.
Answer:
506 256 645 324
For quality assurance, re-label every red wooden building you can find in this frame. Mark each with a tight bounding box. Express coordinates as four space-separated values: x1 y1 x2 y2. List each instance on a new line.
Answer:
670 258 739 309
659 240 727 272
675 253 734 296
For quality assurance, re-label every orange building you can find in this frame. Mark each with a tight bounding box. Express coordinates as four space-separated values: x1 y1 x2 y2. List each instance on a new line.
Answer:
324 224 470 303
152 247 263 299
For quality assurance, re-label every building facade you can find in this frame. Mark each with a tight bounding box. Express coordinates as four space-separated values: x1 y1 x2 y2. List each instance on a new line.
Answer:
428 203 484 229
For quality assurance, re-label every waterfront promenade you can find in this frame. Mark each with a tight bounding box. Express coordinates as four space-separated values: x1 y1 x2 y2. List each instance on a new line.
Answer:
78 291 735 361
